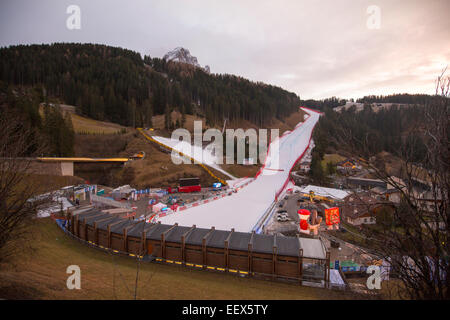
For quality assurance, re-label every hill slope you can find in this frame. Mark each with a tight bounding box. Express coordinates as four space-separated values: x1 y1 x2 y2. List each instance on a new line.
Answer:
0 43 301 128
0 218 355 300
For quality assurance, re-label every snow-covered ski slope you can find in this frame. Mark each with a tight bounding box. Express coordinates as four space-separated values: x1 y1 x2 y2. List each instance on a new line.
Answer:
159 107 321 232
151 135 236 179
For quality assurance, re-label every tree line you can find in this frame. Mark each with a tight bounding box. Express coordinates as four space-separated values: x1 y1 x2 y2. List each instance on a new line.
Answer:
356 93 438 105
0 43 301 129
0 83 75 157
300 93 440 112
308 103 430 183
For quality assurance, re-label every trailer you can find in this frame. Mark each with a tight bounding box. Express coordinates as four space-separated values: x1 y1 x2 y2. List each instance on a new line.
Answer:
178 185 202 193
167 177 201 194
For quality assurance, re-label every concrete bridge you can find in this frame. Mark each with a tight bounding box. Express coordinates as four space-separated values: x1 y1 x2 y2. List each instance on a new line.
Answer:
36 157 130 176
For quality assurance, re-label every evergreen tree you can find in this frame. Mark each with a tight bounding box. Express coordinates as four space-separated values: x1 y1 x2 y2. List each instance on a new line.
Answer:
309 152 325 183
143 99 153 128
181 104 186 128
0 43 304 128
326 162 336 175
42 105 74 156
164 104 171 130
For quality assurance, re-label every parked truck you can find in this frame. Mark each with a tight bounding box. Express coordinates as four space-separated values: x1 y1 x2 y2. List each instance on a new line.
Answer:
168 177 202 193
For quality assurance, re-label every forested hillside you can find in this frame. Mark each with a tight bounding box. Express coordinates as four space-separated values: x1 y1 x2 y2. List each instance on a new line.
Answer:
300 97 347 111
300 93 439 112
0 43 301 128
308 104 431 182
356 93 438 105
314 104 428 158
0 84 75 157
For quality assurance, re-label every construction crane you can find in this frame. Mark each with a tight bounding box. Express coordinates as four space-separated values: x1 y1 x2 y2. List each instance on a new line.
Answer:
303 190 333 203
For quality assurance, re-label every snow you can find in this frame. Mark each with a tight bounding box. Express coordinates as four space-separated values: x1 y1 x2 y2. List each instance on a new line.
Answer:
299 237 327 259
334 102 414 113
37 196 74 218
227 177 253 189
151 135 237 179
158 108 321 232
329 269 345 286
297 185 349 200
163 47 201 67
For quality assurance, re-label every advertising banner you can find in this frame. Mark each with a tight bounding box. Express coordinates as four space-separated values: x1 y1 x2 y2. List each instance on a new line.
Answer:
325 207 340 226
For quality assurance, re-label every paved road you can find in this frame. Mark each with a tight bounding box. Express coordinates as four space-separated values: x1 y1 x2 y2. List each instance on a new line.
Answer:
321 232 366 263
276 192 377 264
278 192 318 223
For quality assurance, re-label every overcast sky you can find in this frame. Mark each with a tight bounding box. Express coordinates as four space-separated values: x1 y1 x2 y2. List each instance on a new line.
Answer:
1 0 449 99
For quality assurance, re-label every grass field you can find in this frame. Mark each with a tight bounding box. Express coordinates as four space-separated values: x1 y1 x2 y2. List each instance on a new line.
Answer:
39 104 128 134
70 113 127 134
321 153 346 170
0 219 357 300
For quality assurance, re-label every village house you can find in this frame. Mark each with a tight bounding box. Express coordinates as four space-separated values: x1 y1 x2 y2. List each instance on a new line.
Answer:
298 160 311 173
341 192 395 226
336 158 362 174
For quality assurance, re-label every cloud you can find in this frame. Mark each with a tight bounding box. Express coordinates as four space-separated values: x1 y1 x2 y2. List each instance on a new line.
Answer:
0 0 449 99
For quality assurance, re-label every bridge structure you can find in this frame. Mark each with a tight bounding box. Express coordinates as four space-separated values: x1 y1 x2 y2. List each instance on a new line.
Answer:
36 157 130 176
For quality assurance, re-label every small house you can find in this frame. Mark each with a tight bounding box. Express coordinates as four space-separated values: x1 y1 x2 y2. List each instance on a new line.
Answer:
337 158 362 173
341 193 394 226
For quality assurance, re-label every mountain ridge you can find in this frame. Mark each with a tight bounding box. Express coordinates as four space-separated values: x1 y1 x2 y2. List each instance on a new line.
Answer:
163 46 210 73
0 43 301 129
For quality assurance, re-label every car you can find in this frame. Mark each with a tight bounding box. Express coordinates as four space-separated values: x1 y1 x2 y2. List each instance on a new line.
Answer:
277 215 289 222
279 200 285 207
277 209 287 213
277 212 288 218
284 195 289 200
294 190 300 194
330 240 340 248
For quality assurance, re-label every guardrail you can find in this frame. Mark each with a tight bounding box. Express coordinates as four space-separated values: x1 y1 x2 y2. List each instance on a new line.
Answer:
251 200 277 234
91 194 131 209
151 178 256 222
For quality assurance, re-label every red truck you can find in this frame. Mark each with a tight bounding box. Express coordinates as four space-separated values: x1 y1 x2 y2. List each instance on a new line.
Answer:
167 178 201 193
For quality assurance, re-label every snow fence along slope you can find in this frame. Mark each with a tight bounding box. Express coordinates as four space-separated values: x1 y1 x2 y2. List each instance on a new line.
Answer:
159 107 321 232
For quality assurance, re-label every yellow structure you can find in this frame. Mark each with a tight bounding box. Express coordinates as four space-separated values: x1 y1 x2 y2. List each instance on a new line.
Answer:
37 157 129 163
35 157 129 176
304 191 332 203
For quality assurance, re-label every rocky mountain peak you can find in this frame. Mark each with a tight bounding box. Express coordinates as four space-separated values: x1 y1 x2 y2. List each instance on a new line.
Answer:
163 47 210 73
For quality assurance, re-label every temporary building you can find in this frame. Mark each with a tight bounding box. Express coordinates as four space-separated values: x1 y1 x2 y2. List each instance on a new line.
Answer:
152 202 167 213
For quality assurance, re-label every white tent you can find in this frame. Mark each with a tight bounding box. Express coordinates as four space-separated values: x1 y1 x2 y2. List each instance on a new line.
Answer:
329 269 346 287
152 202 167 213
298 185 350 201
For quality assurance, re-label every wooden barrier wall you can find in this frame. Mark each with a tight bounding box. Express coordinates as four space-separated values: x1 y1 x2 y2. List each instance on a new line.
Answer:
70 212 329 285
